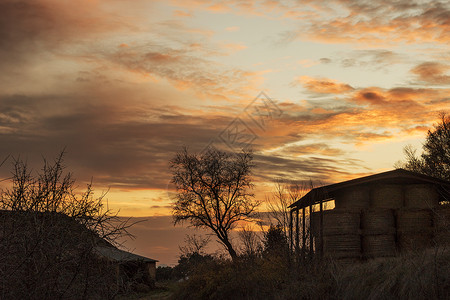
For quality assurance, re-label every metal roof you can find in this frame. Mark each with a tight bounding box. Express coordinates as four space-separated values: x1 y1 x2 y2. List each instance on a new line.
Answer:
289 169 450 210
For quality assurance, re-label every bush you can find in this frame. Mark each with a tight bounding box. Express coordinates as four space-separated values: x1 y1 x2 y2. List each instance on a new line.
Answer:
156 266 175 281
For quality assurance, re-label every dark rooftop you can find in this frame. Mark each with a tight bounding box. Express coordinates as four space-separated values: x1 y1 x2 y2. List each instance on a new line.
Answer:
94 246 158 263
289 169 450 210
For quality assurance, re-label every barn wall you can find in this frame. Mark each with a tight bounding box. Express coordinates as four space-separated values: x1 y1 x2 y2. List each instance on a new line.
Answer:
310 182 448 259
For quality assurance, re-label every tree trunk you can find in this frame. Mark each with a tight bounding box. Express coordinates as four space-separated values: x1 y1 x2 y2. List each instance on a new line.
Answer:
222 238 237 260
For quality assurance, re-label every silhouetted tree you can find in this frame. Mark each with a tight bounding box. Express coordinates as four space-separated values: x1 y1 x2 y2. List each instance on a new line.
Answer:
263 224 289 258
397 113 450 181
0 151 132 299
170 147 259 260
174 234 214 279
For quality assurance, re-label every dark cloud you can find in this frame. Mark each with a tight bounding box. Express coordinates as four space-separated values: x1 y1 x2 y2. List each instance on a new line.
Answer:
106 44 256 101
410 62 450 85
0 92 237 190
0 0 122 68
253 153 364 186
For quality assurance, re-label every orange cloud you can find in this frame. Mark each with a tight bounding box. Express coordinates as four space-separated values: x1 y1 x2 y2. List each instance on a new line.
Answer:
296 76 354 94
223 43 248 52
207 3 231 12
353 88 387 105
225 26 240 32
173 10 192 17
283 0 450 45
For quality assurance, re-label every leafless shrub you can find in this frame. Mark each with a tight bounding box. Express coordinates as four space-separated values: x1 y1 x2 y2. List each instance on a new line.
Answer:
238 225 262 257
0 151 132 299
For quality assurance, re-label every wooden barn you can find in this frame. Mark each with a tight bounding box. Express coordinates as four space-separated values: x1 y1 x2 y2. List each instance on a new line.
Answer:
288 169 450 260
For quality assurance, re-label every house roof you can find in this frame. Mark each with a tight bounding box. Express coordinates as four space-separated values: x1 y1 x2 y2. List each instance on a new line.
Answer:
0 210 158 263
289 169 450 210
94 246 158 263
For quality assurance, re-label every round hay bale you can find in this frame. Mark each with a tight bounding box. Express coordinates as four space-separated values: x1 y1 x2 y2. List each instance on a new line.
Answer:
362 234 396 258
434 231 450 246
397 209 433 234
404 184 439 208
371 184 403 209
433 206 450 231
323 234 361 258
361 209 395 235
397 233 433 251
311 213 319 237
312 210 360 236
433 206 450 246
334 187 369 209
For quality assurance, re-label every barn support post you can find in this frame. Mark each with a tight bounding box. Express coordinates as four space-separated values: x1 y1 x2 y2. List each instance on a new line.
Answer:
289 209 293 252
295 208 299 254
319 198 324 257
309 204 313 257
302 207 306 259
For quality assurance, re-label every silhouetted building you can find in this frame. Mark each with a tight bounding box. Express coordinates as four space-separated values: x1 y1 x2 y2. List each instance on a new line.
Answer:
0 210 157 293
289 169 450 260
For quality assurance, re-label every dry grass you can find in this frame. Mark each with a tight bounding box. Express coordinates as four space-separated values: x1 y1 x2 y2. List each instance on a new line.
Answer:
164 246 450 300
333 247 450 300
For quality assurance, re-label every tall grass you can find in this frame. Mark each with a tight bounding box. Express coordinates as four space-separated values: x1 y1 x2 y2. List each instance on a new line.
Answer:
172 248 450 300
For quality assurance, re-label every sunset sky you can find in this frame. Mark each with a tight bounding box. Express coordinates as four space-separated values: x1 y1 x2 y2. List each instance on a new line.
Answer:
1 0 449 265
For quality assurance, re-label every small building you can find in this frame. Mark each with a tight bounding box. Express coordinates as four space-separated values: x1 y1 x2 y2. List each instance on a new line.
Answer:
0 210 158 293
289 169 450 260
95 245 157 288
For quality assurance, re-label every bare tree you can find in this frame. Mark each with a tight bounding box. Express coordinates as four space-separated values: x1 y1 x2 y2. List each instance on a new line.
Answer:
0 151 132 299
179 234 211 257
238 225 262 257
267 181 311 240
170 147 259 260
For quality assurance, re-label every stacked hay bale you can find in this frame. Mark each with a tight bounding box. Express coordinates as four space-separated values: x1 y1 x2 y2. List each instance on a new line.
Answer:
433 205 450 246
397 209 434 251
334 187 370 210
313 210 361 259
370 184 403 209
396 184 439 251
404 184 439 209
361 209 396 258
312 181 447 259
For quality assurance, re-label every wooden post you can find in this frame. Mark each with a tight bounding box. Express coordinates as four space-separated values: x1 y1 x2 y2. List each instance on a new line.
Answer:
309 204 313 257
295 208 299 254
319 199 323 257
302 207 306 259
289 209 293 252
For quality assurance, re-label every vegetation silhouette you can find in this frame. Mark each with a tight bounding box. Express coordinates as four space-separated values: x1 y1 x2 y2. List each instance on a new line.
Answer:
396 112 450 181
170 147 259 260
0 151 133 299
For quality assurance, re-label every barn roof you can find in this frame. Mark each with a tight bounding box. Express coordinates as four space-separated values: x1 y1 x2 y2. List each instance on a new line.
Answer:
0 210 158 263
289 169 450 210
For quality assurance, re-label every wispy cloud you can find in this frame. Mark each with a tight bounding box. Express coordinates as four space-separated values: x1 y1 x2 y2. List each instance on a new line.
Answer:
410 62 450 85
294 76 354 94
